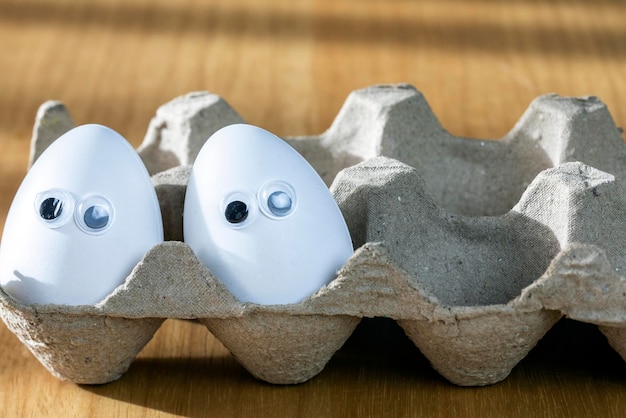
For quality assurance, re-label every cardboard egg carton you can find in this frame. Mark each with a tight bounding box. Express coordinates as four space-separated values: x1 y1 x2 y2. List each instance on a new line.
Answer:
1 84 624 386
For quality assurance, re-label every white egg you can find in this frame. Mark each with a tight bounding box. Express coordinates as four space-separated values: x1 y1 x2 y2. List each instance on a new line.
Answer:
184 124 353 305
0 124 164 305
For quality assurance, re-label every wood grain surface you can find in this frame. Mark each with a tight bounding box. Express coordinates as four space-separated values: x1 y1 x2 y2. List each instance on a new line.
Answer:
1 0 625 416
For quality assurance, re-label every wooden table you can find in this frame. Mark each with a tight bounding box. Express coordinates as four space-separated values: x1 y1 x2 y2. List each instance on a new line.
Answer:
1 0 625 416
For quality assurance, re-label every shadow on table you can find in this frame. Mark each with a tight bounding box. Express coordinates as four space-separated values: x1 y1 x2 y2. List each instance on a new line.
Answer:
82 318 625 417
520 319 626 383
81 318 441 417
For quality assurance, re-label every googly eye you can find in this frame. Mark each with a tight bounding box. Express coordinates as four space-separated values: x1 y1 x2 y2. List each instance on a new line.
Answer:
225 200 249 224
34 189 75 228
258 181 297 220
75 195 114 234
221 191 257 228
40 197 63 220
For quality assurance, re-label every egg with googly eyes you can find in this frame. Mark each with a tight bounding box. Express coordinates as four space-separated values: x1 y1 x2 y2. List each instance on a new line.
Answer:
183 124 353 305
0 124 164 305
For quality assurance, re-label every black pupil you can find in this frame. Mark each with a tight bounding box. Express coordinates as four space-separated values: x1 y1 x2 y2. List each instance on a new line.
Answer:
40 197 63 220
225 201 248 224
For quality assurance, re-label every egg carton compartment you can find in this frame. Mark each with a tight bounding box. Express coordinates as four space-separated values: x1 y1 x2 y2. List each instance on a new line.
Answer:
1 84 625 387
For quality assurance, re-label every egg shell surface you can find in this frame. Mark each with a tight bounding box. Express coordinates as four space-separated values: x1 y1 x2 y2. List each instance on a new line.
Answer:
184 124 353 305
0 124 164 305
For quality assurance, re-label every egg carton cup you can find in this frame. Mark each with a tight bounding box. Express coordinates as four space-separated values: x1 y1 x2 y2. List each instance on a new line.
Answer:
1 84 625 387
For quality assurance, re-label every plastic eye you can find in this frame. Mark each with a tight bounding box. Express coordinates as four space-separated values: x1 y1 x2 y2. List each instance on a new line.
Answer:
221 191 256 228
34 189 74 228
40 197 63 220
84 205 110 230
267 191 292 216
258 181 297 219
75 195 114 234
225 200 248 224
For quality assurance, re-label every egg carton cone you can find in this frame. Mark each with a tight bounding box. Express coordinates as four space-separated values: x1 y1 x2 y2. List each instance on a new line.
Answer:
0 84 625 387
